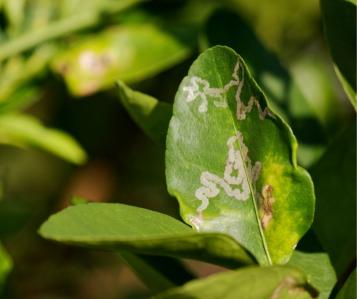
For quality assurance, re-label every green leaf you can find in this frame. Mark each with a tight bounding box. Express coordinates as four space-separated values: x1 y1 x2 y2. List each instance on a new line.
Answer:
0 243 11 293
118 251 194 293
166 46 315 265
154 265 318 299
0 0 141 61
0 44 56 104
52 23 193 96
290 54 349 132
39 202 255 268
320 0 356 106
336 269 356 299
0 86 40 114
311 122 356 277
2 0 26 35
117 81 172 145
0 113 87 164
334 66 356 110
288 251 336 299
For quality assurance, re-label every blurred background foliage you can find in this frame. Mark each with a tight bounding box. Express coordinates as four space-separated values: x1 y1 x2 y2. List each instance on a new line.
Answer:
0 0 354 298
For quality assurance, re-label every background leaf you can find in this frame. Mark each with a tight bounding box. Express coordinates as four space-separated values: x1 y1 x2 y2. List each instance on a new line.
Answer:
320 0 356 106
117 81 172 145
0 0 141 61
336 269 356 299
288 251 336 299
0 243 11 294
154 265 317 299
52 23 194 96
0 113 87 164
166 45 315 265
311 122 356 277
39 202 255 268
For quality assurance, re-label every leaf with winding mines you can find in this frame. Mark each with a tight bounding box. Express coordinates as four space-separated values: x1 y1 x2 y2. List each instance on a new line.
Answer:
166 46 315 265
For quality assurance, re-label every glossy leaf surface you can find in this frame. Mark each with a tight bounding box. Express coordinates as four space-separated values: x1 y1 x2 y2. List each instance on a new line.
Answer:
0 113 87 164
52 24 192 96
154 265 317 299
312 122 356 277
166 46 315 265
117 81 172 145
39 202 255 268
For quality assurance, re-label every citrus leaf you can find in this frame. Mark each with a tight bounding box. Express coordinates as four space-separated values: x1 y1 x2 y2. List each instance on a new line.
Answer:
39 202 255 268
0 243 11 293
311 122 356 277
166 46 315 265
336 269 356 299
288 251 336 299
117 81 172 145
0 113 87 164
153 265 318 299
320 0 356 107
52 23 193 96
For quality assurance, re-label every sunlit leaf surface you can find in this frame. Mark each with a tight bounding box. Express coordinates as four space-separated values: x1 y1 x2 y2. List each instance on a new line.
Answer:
0 113 87 164
166 46 315 265
52 24 193 96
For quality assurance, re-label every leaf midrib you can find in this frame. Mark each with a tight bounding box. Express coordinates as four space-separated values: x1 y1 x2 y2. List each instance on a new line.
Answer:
212 54 272 265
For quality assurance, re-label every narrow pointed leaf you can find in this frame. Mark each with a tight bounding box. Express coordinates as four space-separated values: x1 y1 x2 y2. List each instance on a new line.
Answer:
336 269 356 299
0 113 87 164
166 46 315 265
320 0 356 107
154 265 318 299
117 81 172 145
311 122 356 277
288 251 336 299
39 203 255 268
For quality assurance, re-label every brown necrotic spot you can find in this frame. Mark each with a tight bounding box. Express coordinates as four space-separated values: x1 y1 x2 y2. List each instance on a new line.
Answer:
259 184 275 229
